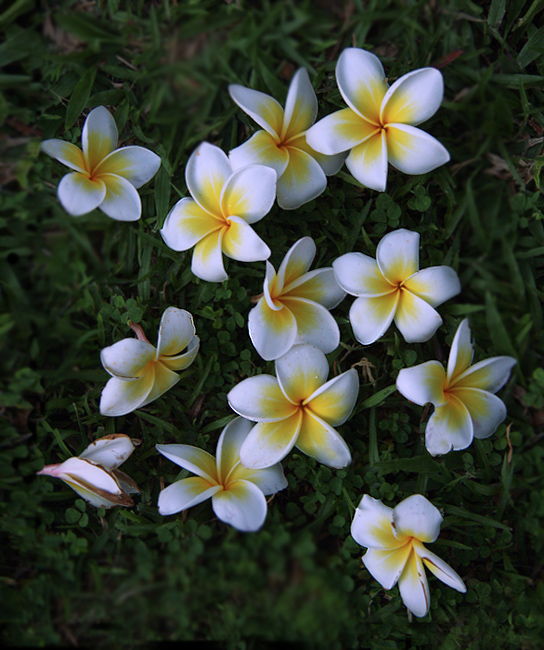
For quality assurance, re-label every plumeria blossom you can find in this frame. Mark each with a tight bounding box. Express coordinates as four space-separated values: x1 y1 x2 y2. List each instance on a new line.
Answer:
160 142 276 282
351 494 466 618
227 344 359 469
41 106 161 220
396 319 516 455
248 236 346 360
306 48 450 191
229 68 345 209
333 229 461 345
156 417 287 532
37 434 140 508
99 307 199 417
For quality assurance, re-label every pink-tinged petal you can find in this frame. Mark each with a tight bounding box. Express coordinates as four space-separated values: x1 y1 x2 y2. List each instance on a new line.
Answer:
398 549 431 618
381 68 444 126
336 48 387 124
41 139 86 173
239 410 303 469
395 290 443 343
191 228 227 282
346 131 388 192
157 307 197 358
282 268 346 309
159 338 200 372
212 479 267 532
155 444 218 483
277 147 327 210
413 540 466 593
403 266 461 308
220 164 276 224
82 106 118 173
275 344 329 404
386 124 450 175
451 387 507 439
229 130 290 177
276 236 316 293
99 373 154 417
362 545 413 590
79 434 138 470
288 134 346 175
296 410 351 468
98 173 142 222
216 417 253 484
230 462 288 496
452 356 517 394
57 172 106 216
305 368 359 426
306 108 379 156
351 495 403 550
396 361 447 408
185 142 231 216
229 84 284 141
425 396 474 456
248 297 298 361
348 292 399 345
222 216 271 262
158 477 221 515
227 374 298 422
100 338 156 378
376 228 419 285
281 68 317 141
94 146 161 188
281 297 340 354
333 252 394 297
446 319 473 383
142 362 181 406
160 198 223 252
392 494 442 543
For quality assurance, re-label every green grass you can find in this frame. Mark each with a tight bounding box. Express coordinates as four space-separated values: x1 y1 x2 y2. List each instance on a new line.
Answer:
1 0 544 647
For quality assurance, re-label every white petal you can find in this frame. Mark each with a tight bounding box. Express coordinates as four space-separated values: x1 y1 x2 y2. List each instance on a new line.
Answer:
222 216 271 262
239 411 303 469
139 363 180 406
452 356 517 394
157 307 197 358
362 545 412 590
41 139 86 173
216 416 253 483
394 290 443 343
229 84 284 140
281 68 317 141
276 236 316 293
98 173 142 222
234 463 288 496
398 551 431 617
57 172 106 216
295 410 351 469
212 479 267 532
346 131 388 191
100 338 156 378
160 198 222 252
158 477 221 515
155 444 218 482
229 130 289 177
95 146 161 188
387 124 450 175
304 368 359 426
282 297 340 354
287 133 347 175
348 292 399 345
99 374 154 417
413 540 466 592
396 361 447 408
425 397 474 456
185 142 231 216
160 336 199 371
191 228 227 282
220 164 276 224
248 297 298 361
376 228 419 285
227 374 297 422
82 106 118 173
447 319 474 383
451 387 507 439
392 494 443 543
381 68 444 126
277 147 327 210
79 434 138 470
351 494 401 549
306 108 379 156
275 344 329 404
333 251 394 297
283 268 346 309
403 266 461 308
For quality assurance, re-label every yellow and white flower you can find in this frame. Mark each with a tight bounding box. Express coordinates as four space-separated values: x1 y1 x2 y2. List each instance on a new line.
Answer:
227 344 359 469
41 106 161 220
248 236 346 360
160 142 276 282
157 417 287 532
229 68 345 209
37 434 140 508
333 228 460 344
396 319 516 455
351 494 466 618
99 307 199 417
306 48 450 191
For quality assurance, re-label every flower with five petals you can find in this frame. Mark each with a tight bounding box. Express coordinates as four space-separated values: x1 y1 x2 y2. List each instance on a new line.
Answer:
229 69 345 209
333 228 461 345
306 48 450 192
227 344 359 470
396 318 516 455
248 236 346 361
156 417 287 532
351 494 466 618
41 106 161 220
160 142 276 282
99 307 199 417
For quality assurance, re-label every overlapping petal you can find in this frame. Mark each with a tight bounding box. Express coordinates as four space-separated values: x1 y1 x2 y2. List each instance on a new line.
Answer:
95 146 161 188
386 124 450 175
156 444 218 483
101 338 156 378
346 131 388 191
392 494 443 543
276 236 316 291
228 84 284 140
413 540 466 593
282 268 346 308
363 545 413 591
281 68 317 142
351 495 401 550
381 68 444 126
376 228 419 285
160 338 200 371
248 298 298 361
57 172 106 216
160 198 222 251
222 216 271 262
133 362 180 407
295 410 351 468
228 374 298 422
275 344 329 404
229 130 290 176
191 228 227 282
336 48 387 124
98 173 142 222
158 477 222 515
403 266 461 308
450 387 507 439
220 164 277 224
156 307 197 358
304 368 359 426
333 252 394 297
288 134 346 176
79 434 138 470
425 397 474 456
447 318 473 383
216 417 254 484
211 479 267 532
305 108 378 156
394 290 443 343
185 142 231 216
349 292 399 345
452 356 517 393
232 462 287 496
239 410 303 469
396 361 447 408
276 146 327 210
398 551 431 618
82 106 118 173
282 297 340 354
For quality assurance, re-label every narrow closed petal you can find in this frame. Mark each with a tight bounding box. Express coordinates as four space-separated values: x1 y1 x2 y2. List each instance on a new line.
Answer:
212 479 267 532
155 444 218 483
157 307 197 358
216 417 253 484
142 362 180 406
160 338 200 371
100 338 156 378
192 228 227 282
229 130 289 177
304 368 359 426
288 134 346 176
281 68 317 141
346 130 388 191
275 344 329 404
276 236 316 293
451 387 507 439
348 292 399 345
277 147 327 210
58 172 106 216
99 373 154 417
239 410 303 469
220 164 277 224
381 68 444 126
413 540 466 593
282 297 340 354
186 142 231 216
227 374 297 423
452 356 517 394
160 198 223 252
446 319 473 383
41 139 86 173
79 434 138 470
398 550 431 618
351 495 403 550
98 173 142 222
222 216 271 262
386 124 450 175
295 410 351 468
395 290 443 343
333 252 394 297
248 297 298 361
229 84 284 140
282 268 346 309
336 48 387 124
82 106 118 173
306 108 379 156
376 229 419 285
95 146 161 188
392 494 443 543
363 545 413 591
158 477 221 515
425 396 474 456
403 266 461 308
396 361 447 408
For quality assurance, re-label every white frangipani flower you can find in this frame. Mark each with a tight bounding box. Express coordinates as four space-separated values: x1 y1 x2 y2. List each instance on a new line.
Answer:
37 434 140 508
229 68 345 209
160 142 276 282
248 236 346 361
157 417 287 532
99 307 199 417
396 319 516 455
227 344 359 470
351 494 467 618
333 228 461 345
306 48 450 191
41 106 161 220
